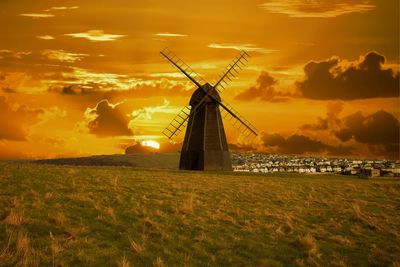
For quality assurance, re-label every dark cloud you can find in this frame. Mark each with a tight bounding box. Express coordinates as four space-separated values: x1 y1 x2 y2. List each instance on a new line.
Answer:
61 85 78 95
299 103 399 159
0 96 43 141
262 133 352 156
334 110 399 157
86 99 133 137
297 51 400 100
235 71 292 102
49 80 191 100
2 88 16 93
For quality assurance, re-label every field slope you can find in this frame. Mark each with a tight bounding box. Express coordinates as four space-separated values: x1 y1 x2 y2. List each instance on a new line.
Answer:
0 163 399 266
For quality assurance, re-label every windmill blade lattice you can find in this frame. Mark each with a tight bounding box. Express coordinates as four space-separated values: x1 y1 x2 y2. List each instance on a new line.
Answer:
219 99 258 138
214 51 250 93
162 105 191 140
160 48 206 88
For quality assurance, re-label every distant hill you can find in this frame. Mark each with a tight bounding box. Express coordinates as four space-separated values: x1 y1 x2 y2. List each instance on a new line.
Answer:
35 153 180 169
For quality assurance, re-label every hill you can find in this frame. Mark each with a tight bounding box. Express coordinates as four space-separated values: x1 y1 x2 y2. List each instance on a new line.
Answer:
0 163 399 266
35 153 180 169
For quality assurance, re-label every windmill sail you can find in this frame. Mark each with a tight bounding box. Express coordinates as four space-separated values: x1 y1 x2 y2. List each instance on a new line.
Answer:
160 48 206 88
214 51 250 93
219 99 258 138
160 48 207 140
162 105 191 139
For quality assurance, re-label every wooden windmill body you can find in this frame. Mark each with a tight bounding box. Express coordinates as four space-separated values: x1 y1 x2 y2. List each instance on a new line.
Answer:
160 48 258 171
180 84 231 170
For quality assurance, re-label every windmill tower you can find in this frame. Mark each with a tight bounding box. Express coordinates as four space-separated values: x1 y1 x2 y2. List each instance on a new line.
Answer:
160 48 257 171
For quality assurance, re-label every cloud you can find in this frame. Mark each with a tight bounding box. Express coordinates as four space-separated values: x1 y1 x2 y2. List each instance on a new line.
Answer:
150 72 187 78
47 67 193 98
0 50 78 92
60 85 79 95
65 30 126 42
259 0 375 18
2 87 16 93
0 96 44 141
0 71 34 93
0 50 31 59
228 143 255 153
84 99 133 137
20 6 78 19
20 13 55 18
262 133 352 156
255 104 399 159
208 43 277 54
81 99 181 138
130 99 181 121
41 49 89 63
37 35 55 40
296 51 400 100
46 6 79 11
300 102 343 131
155 33 187 37
335 110 399 146
0 49 193 95
299 104 399 159
235 71 294 102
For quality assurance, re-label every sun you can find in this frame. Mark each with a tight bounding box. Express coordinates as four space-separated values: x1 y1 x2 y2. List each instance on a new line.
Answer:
141 140 160 150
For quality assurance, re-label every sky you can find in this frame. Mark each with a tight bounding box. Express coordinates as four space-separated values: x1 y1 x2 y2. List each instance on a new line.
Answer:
0 0 399 160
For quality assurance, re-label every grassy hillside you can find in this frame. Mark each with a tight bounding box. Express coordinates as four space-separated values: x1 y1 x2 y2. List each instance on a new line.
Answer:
0 163 399 266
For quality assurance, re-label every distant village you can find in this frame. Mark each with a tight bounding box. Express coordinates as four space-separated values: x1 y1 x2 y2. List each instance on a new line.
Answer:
232 153 400 177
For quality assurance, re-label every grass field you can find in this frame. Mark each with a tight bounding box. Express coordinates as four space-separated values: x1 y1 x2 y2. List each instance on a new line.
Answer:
0 163 399 266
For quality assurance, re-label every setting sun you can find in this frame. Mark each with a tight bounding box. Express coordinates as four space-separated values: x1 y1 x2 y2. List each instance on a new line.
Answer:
141 140 160 150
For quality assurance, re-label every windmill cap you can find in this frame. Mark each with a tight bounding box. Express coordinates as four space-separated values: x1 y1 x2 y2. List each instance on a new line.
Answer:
189 83 221 106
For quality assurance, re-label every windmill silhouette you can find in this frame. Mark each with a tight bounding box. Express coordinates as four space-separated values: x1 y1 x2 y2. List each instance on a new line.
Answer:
160 48 257 171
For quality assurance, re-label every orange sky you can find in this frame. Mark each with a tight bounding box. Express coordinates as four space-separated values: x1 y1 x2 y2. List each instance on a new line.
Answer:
0 0 399 160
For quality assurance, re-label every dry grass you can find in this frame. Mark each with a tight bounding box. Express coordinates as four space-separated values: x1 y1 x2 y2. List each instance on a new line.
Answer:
329 235 352 246
117 255 131 267
111 177 119 190
129 238 144 254
106 207 117 222
179 194 195 213
50 211 67 226
153 256 165 267
0 230 38 267
298 233 320 259
3 209 25 225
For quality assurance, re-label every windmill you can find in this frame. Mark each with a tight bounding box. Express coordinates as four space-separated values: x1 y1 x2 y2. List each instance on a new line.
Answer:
160 48 257 171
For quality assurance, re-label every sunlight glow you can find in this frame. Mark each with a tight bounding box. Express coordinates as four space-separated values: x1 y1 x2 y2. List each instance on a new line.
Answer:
141 140 160 150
